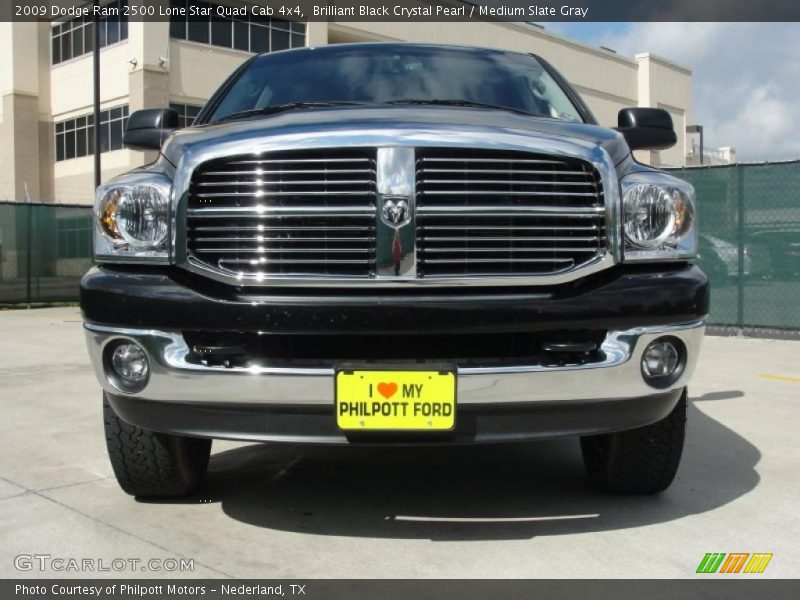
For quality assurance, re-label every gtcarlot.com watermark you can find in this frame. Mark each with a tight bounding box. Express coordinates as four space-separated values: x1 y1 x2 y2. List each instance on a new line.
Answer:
14 553 194 573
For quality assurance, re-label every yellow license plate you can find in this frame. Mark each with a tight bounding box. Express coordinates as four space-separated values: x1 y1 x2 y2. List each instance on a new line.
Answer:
335 369 456 431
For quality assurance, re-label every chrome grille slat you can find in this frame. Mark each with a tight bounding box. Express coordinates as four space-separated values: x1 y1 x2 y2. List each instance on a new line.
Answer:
425 258 576 264
193 237 376 244
191 225 374 232
187 207 375 217
198 247 373 254
187 148 377 277
420 179 597 187
196 179 375 187
423 248 598 254
195 190 373 198
202 169 375 176
219 258 370 265
416 148 605 277
421 190 599 197
228 158 373 165
421 224 600 232
419 157 565 165
417 206 605 216
419 169 594 176
422 236 601 242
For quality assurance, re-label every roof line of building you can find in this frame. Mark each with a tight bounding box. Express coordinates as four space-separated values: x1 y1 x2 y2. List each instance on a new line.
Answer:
510 21 639 68
635 52 692 75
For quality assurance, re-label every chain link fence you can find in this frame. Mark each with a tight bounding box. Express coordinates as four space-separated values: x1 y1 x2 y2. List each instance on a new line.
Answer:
0 201 93 305
670 161 800 333
2 164 799 334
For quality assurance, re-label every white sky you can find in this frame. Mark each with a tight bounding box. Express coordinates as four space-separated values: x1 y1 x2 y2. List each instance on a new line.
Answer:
547 23 800 162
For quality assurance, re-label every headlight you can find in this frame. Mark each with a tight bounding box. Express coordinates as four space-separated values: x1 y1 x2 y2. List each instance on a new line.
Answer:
621 172 696 261
94 175 171 262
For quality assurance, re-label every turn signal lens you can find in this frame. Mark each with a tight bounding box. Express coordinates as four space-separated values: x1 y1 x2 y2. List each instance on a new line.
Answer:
98 188 123 241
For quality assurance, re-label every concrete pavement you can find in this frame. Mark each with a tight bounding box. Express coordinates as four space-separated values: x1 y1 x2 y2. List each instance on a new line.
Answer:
1 307 798 578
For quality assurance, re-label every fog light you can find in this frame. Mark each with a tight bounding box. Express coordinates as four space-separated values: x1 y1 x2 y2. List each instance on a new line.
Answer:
641 336 686 388
643 340 679 377
106 341 149 392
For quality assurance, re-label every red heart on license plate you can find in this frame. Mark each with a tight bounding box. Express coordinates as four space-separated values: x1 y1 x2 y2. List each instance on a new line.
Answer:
377 382 398 399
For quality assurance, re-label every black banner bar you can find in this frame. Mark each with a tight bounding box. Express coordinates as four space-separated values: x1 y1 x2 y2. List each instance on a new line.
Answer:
3 580 800 600
5 0 800 22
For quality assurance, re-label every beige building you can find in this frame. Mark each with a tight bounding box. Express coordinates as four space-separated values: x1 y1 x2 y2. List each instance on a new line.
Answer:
0 3 694 205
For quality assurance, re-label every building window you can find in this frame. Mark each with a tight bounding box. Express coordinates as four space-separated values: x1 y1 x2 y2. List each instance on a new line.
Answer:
55 105 129 162
51 0 129 66
169 1 305 53
57 216 93 259
170 103 203 129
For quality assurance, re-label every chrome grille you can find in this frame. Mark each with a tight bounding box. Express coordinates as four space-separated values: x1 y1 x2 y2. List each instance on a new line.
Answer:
415 148 606 276
187 149 377 277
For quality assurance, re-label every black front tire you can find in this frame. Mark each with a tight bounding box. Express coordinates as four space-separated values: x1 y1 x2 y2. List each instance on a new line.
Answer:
103 394 211 498
581 389 687 494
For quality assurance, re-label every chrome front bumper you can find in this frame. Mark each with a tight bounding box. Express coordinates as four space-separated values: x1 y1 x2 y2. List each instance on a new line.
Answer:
84 321 704 406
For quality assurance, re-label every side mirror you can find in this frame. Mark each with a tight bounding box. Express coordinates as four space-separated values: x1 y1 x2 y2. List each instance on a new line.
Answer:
123 108 179 151
616 107 677 151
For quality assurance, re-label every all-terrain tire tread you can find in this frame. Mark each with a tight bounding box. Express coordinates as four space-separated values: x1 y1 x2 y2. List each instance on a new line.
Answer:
103 394 211 498
581 389 687 494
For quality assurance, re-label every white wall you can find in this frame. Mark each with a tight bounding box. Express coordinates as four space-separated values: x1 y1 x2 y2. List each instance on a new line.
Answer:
53 150 135 203
50 42 132 119
635 53 692 167
3 18 695 204
169 40 251 104
0 22 43 199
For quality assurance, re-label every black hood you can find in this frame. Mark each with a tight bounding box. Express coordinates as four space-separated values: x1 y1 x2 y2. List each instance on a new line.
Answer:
162 105 630 167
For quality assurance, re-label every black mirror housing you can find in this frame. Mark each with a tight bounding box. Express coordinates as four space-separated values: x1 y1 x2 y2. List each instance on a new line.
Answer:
616 107 677 151
123 108 179 151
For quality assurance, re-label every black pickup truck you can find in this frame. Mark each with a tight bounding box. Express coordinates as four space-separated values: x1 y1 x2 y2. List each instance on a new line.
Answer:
81 43 707 498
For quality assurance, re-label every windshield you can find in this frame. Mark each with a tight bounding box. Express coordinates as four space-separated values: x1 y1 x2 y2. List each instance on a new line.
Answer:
206 45 585 124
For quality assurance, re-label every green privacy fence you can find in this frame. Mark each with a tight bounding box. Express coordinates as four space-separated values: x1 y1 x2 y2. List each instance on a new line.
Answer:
0 201 93 304
2 164 800 332
670 161 800 331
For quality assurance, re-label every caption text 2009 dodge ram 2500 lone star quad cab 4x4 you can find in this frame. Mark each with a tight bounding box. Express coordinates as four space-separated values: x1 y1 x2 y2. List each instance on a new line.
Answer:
81 43 707 498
